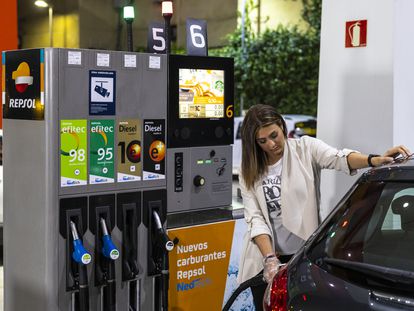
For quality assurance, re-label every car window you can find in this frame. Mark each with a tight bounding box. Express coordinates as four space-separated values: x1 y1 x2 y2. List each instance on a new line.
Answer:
308 181 414 293
235 121 242 140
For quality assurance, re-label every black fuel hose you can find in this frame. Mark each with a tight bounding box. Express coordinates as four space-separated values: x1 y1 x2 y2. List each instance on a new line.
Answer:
103 279 116 311
77 265 90 311
222 273 266 311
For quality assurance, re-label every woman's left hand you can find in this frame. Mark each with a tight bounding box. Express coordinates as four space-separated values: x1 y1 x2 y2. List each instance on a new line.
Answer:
372 145 412 167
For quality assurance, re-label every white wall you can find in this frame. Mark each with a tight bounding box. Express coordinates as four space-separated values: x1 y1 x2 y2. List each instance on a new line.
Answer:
317 0 395 217
394 0 414 146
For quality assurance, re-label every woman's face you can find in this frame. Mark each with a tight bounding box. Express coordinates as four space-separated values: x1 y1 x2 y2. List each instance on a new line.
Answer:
256 123 285 164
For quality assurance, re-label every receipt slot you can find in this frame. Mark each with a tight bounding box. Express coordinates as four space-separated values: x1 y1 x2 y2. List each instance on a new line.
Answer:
89 194 118 311
59 197 91 311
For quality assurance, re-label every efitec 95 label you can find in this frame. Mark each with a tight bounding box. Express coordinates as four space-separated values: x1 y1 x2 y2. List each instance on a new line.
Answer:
60 120 88 187
89 119 115 184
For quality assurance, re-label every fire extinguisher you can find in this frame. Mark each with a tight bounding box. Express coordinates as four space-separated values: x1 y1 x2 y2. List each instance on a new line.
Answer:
349 22 361 47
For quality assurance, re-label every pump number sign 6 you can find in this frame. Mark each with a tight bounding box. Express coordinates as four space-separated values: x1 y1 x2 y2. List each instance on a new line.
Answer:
60 120 88 187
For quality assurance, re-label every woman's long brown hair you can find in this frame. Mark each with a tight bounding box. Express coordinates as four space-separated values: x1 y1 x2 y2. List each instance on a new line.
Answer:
240 104 287 190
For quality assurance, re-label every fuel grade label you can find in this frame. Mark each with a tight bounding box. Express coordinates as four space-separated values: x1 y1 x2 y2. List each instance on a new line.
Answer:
117 119 142 182
60 120 88 187
89 120 115 184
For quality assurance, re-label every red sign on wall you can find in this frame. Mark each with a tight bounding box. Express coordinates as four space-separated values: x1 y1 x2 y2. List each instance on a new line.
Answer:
345 20 367 48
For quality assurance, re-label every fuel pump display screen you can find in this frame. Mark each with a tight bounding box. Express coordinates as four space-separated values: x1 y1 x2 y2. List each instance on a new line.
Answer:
179 69 224 119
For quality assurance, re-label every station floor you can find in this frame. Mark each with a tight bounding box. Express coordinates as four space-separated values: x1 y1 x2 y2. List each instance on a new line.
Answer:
0 179 243 310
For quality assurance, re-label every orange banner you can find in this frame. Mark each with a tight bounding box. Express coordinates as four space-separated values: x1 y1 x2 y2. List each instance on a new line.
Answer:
168 220 235 311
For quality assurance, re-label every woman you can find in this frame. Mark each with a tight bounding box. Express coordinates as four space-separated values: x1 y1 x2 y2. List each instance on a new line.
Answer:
237 104 410 310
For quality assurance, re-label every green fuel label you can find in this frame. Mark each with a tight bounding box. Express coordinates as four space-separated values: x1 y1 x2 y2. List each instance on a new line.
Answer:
89 120 115 184
60 120 87 187
117 119 142 182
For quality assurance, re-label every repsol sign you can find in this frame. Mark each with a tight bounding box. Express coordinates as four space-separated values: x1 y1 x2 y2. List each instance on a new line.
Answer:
9 98 36 109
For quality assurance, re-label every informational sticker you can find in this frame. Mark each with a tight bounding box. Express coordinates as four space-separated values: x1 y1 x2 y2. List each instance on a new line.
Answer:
97 53 110 67
143 120 165 180
124 54 137 68
68 51 82 65
61 120 88 187
117 119 142 182
89 70 116 115
149 56 161 69
3 48 45 120
89 120 115 184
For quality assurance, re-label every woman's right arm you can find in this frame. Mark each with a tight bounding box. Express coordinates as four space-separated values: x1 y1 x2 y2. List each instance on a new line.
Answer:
240 176 274 256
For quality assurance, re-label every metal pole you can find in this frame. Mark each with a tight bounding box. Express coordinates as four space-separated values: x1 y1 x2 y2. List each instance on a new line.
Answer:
240 0 247 116
48 6 53 47
164 16 171 55
127 21 133 52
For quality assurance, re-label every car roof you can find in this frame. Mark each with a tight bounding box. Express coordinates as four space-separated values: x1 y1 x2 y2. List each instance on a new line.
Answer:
363 158 414 182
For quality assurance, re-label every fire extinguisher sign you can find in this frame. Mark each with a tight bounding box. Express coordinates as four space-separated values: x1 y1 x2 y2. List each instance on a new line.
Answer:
345 20 367 48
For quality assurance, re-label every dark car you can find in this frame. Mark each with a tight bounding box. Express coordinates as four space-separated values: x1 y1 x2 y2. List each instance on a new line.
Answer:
265 158 414 310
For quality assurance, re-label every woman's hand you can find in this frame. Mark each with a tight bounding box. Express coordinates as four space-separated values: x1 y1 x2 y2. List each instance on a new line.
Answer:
371 145 412 167
263 256 282 283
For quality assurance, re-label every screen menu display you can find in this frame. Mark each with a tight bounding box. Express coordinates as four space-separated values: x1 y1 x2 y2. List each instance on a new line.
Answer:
179 69 224 119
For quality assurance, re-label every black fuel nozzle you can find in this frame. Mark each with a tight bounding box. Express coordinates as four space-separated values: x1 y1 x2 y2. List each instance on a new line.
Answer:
152 210 174 253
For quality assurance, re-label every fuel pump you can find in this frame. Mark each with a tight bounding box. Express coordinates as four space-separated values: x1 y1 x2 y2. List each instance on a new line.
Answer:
70 220 92 311
97 217 119 311
152 210 174 311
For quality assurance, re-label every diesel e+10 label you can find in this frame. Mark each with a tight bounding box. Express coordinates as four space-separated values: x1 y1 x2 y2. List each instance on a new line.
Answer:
143 120 165 180
117 119 142 182
89 120 115 184
60 120 88 187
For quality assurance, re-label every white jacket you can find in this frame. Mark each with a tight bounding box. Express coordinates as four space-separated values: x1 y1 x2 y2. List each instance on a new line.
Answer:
237 136 357 283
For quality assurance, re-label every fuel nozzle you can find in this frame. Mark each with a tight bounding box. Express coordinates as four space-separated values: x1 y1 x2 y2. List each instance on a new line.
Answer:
70 221 92 265
152 211 174 252
100 217 120 260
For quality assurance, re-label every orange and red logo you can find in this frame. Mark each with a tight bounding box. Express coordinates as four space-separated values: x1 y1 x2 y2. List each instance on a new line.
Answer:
12 62 33 93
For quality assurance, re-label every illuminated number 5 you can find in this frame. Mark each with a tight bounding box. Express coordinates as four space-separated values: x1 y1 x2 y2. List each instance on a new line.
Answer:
226 105 233 118
152 28 166 51
190 25 205 48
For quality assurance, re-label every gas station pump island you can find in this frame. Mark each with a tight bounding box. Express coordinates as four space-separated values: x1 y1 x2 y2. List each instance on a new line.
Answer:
2 21 235 311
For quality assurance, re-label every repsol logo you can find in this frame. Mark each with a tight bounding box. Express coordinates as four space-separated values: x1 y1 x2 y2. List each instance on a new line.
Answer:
9 98 36 109
144 124 162 132
176 278 211 292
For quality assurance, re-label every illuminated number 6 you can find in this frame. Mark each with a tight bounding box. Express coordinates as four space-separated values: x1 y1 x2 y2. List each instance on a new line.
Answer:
190 25 206 48
152 28 166 51
226 105 234 118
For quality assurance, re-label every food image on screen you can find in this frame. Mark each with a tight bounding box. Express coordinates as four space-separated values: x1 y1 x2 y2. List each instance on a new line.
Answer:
179 69 224 119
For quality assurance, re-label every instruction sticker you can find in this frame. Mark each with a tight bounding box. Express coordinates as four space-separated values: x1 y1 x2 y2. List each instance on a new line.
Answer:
89 120 115 184
89 70 116 115
143 120 165 180
60 120 88 187
117 119 142 182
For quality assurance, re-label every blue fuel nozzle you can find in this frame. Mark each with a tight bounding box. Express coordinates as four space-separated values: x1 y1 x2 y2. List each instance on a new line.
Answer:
100 218 120 260
70 221 92 265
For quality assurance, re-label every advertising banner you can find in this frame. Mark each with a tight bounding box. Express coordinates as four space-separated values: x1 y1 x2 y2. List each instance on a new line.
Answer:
3 49 44 120
168 220 235 311
89 119 115 184
60 120 87 187
143 119 165 180
117 119 141 182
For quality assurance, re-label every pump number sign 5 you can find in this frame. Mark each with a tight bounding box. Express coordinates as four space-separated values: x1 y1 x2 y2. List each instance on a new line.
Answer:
60 120 88 187
89 119 115 184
